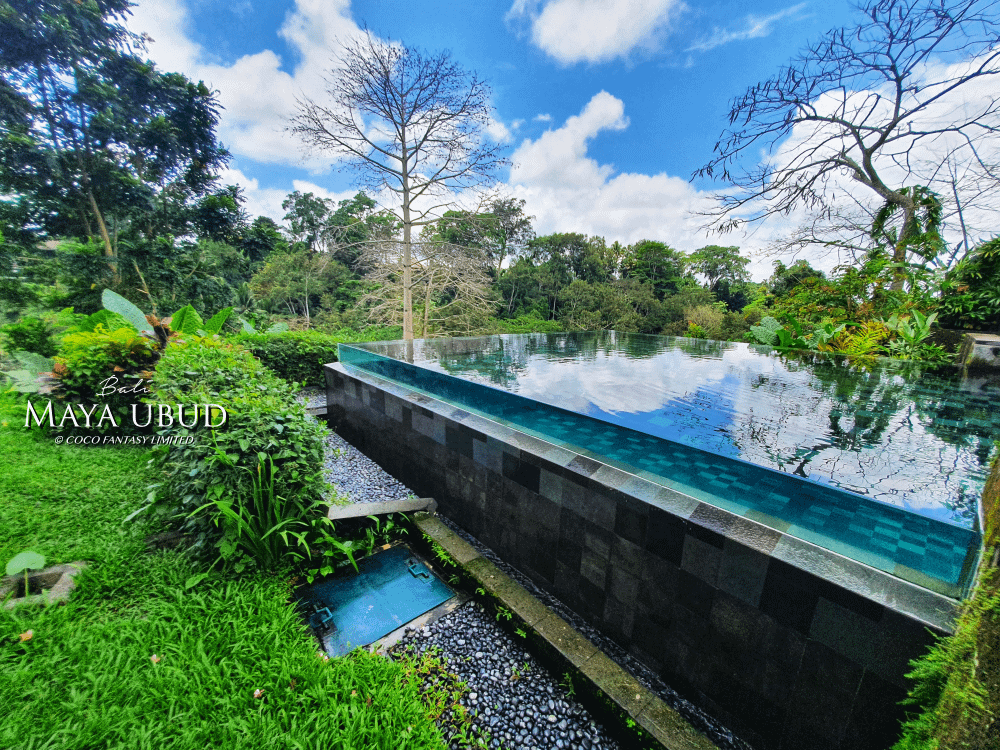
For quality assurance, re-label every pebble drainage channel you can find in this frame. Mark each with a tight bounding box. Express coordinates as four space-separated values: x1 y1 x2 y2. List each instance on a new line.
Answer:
303 393 748 750
390 601 620 750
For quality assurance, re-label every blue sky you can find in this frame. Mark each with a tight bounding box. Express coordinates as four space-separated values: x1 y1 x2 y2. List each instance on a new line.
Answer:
125 0 960 279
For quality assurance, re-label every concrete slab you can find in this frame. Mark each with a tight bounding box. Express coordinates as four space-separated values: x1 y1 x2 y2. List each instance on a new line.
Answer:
327 497 437 521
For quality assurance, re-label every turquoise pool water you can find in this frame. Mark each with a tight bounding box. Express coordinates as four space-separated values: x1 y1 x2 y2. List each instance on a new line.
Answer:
339 332 995 596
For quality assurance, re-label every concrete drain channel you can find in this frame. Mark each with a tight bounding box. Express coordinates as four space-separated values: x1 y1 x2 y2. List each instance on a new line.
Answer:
295 511 718 750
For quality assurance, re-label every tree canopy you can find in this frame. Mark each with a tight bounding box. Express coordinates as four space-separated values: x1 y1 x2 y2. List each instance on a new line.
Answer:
696 0 1000 281
0 0 230 277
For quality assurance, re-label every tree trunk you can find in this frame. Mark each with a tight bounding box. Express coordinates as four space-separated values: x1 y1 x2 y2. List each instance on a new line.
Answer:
423 273 433 337
401 142 414 340
86 187 118 283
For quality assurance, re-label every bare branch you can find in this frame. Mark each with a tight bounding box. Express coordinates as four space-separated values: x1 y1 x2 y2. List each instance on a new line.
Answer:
694 0 1000 278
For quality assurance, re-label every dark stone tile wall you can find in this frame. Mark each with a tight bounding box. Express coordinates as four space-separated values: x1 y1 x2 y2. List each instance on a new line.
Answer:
326 363 959 750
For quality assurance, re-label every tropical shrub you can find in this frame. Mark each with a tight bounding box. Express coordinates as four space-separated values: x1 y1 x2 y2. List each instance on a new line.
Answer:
41 291 233 434
939 237 1000 331
1 316 57 357
237 327 402 386
188 455 354 574
749 316 784 346
883 310 951 361
142 339 331 561
50 324 159 434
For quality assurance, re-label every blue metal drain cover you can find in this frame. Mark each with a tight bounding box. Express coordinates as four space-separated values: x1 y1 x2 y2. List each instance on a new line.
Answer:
298 545 454 656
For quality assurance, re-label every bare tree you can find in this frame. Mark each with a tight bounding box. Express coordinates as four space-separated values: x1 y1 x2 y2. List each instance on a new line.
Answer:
359 239 495 336
695 0 1000 286
290 32 507 339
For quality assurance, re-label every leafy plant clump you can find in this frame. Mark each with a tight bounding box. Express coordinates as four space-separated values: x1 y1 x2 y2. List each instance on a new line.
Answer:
141 338 333 570
34 291 233 435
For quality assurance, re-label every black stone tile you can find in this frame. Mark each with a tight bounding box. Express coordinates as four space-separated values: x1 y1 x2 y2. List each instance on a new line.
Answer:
553 560 579 603
610 535 645 577
630 613 671 665
815 577 886 623
583 523 613 560
445 424 474 459
528 547 557 584
533 493 562 531
688 502 733 538
781 642 862 750
564 454 602 480
872 608 942 689
677 568 716 620
369 387 385 413
502 452 541 493
761 609 806 673
810 597 879 669
556 535 583 571
841 671 908 750
602 594 635 643
709 592 764 663
577 576 607 623
614 495 648 546
717 540 769 607
645 506 687 566
759 560 820 636
686 517 726 549
485 471 503 502
639 554 680 610
681 535 723 586
501 480 523 510
518 450 562 478
559 507 587 543
708 669 786 749
606 565 640 608
798 640 864 698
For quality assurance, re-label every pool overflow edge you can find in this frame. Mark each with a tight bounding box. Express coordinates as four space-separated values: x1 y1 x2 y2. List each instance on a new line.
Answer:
326 360 965 750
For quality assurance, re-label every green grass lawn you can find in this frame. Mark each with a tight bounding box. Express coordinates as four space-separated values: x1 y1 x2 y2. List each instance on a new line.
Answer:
0 393 451 750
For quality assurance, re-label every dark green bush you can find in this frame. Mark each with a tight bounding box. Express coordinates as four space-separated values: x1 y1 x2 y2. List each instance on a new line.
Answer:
1 316 57 356
144 338 332 564
236 327 402 386
493 315 564 334
939 236 1000 331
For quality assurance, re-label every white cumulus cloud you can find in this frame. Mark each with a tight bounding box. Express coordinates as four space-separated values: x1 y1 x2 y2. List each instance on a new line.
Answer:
508 0 686 65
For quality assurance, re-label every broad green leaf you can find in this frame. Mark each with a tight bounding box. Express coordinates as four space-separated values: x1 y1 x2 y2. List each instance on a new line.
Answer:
240 318 257 334
102 289 154 335
170 305 204 335
203 307 233 335
6 550 46 576
266 322 289 334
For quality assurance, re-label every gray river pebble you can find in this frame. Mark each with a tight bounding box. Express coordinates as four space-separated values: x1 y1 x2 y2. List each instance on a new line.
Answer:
393 601 620 750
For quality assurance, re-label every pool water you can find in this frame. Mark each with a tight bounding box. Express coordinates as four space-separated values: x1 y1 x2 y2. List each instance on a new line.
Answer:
339 332 996 596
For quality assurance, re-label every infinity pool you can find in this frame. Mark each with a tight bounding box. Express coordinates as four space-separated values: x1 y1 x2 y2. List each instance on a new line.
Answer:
340 332 995 596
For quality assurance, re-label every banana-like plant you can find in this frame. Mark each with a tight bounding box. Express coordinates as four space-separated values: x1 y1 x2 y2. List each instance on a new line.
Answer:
99 289 232 347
